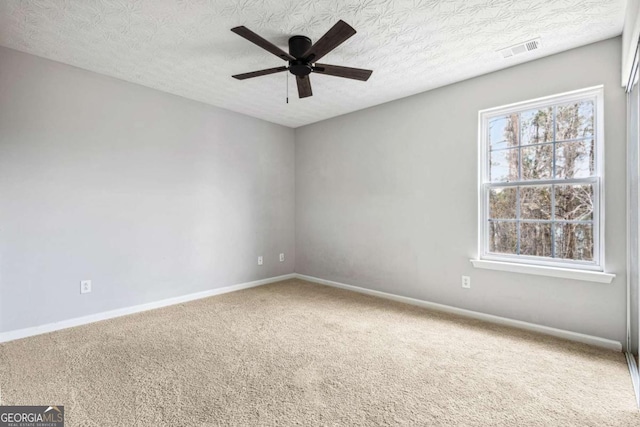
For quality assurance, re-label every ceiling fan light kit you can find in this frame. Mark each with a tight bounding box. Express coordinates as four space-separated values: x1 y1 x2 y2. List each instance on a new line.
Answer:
231 20 373 99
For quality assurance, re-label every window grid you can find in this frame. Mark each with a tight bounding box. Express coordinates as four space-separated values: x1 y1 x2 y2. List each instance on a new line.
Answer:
516 117 521 255
489 136 594 153
551 105 557 259
488 219 592 224
480 87 603 270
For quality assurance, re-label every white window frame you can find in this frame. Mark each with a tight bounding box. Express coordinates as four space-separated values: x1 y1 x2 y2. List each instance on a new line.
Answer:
477 86 605 272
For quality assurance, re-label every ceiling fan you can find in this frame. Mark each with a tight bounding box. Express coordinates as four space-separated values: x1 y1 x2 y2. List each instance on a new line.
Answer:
231 20 372 99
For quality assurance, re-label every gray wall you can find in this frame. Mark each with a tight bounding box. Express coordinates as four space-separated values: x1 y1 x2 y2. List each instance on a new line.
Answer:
0 47 295 333
0 38 629 345
295 37 627 345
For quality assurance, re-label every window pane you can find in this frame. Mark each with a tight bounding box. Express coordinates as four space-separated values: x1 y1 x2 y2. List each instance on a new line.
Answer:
489 187 517 219
489 115 518 149
555 223 594 261
556 100 594 141
554 184 594 221
520 222 552 257
520 186 551 219
489 221 517 254
482 90 601 267
490 148 519 182
555 139 594 178
520 107 553 145
521 144 552 180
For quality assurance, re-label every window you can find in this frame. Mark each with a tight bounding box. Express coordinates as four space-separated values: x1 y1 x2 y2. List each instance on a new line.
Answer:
478 86 604 271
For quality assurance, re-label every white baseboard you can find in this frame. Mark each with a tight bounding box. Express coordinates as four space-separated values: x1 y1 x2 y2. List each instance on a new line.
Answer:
295 274 623 352
0 273 296 344
1 272 622 353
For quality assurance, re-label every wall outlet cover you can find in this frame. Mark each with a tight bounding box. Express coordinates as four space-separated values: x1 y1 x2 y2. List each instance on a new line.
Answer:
462 276 471 289
81 280 92 294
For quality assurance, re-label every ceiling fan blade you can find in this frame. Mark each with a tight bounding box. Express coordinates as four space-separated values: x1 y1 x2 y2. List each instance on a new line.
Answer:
231 26 295 62
296 75 313 98
302 20 356 62
313 63 372 81
232 66 288 80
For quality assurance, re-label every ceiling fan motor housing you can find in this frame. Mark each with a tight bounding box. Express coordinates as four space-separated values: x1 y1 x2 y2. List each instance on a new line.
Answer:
288 36 312 76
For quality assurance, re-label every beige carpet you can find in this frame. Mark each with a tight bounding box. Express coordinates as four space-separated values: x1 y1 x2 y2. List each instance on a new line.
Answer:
0 279 638 426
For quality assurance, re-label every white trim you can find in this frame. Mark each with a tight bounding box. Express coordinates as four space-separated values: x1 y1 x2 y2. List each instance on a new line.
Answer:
470 259 615 283
626 68 637 354
479 85 605 118
295 273 622 351
626 352 640 408
0 272 622 353
0 274 296 344
477 85 606 271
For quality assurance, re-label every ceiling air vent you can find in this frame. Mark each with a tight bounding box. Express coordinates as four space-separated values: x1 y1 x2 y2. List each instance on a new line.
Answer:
498 38 541 59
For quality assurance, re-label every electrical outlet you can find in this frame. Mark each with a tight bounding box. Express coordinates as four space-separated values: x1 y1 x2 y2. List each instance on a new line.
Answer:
258 256 263 266
80 280 92 294
279 253 285 262
461 276 471 289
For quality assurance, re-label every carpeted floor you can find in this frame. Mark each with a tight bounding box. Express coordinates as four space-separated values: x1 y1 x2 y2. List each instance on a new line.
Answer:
0 279 638 426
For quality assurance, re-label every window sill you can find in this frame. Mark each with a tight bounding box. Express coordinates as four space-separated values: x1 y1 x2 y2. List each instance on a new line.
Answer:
470 259 615 284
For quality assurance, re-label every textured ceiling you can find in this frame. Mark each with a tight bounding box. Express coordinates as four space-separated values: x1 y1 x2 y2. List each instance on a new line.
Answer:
0 0 627 128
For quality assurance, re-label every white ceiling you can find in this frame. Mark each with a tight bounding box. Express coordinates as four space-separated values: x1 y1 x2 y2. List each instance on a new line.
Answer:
0 0 627 128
